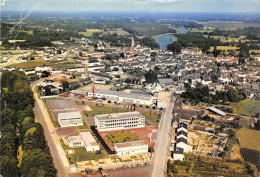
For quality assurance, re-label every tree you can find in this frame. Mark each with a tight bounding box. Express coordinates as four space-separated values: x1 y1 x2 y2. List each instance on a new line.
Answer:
119 53 125 58
0 156 20 177
0 108 16 126
20 149 57 177
167 41 182 53
145 69 158 84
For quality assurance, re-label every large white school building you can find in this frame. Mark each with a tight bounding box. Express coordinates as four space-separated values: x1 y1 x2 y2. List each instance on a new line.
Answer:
94 111 145 132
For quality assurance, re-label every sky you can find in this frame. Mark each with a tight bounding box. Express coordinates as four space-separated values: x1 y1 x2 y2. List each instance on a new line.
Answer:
1 0 260 13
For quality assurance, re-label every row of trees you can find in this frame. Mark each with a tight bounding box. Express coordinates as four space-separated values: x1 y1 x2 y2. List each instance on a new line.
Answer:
0 71 56 177
181 83 246 104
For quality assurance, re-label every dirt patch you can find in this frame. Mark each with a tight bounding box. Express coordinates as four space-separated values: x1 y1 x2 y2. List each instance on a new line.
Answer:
78 105 92 111
230 144 242 160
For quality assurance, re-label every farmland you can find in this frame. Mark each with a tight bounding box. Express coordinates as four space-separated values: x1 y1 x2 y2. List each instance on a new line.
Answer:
197 21 260 29
79 29 104 37
167 154 250 177
236 127 260 151
9 60 49 69
232 100 260 116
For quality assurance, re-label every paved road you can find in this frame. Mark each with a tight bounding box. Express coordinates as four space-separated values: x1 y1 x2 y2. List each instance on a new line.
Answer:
151 92 175 177
31 77 71 177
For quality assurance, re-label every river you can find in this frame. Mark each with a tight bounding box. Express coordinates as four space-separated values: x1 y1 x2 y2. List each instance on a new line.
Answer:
156 27 188 50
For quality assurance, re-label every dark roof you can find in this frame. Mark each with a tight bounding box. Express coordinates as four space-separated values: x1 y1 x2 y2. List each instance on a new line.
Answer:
90 72 112 79
42 85 57 89
177 122 188 129
176 130 187 137
176 137 187 144
193 126 205 131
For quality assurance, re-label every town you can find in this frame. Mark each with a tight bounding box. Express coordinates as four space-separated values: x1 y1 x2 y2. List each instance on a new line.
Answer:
0 4 260 177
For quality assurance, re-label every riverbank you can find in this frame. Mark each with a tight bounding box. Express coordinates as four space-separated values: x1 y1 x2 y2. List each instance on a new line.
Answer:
153 33 176 39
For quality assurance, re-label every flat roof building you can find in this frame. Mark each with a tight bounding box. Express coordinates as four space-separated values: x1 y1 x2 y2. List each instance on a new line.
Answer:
114 140 148 156
67 132 99 152
95 112 145 132
88 89 153 105
58 111 84 127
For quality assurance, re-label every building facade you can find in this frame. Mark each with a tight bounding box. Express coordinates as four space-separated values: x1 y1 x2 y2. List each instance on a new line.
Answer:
95 112 145 132
114 140 148 156
58 112 84 127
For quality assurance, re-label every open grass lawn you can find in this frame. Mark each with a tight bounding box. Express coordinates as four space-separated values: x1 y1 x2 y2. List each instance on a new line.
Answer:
67 147 108 163
236 127 260 151
104 131 140 147
139 111 160 126
232 100 260 116
84 104 131 117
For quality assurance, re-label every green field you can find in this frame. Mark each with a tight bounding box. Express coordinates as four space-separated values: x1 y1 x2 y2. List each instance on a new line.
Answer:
236 127 260 151
232 100 260 116
141 111 161 126
67 147 107 163
9 60 49 69
84 104 132 117
104 131 140 147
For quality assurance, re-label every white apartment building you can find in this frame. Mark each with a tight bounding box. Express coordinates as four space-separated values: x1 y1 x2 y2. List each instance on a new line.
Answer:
58 112 84 127
94 112 145 132
114 140 148 156
67 132 99 152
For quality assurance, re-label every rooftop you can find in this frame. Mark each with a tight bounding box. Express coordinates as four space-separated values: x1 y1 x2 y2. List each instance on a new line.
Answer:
114 140 147 148
95 111 144 121
90 89 153 101
58 111 82 120
206 107 226 116
79 132 99 147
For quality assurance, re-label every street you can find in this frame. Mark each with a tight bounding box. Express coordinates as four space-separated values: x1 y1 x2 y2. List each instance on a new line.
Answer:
31 77 71 177
151 92 175 177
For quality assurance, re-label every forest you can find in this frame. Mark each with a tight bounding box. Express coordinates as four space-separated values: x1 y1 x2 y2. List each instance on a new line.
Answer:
0 71 56 177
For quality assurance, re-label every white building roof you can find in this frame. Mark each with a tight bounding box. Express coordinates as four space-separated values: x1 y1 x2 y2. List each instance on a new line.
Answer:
58 112 82 120
95 111 143 121
67 135 82 143
206 107 226 116
115 140 147 149
79 132 99 147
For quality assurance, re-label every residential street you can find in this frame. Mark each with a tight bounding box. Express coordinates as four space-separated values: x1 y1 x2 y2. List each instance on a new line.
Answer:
152 92 175 177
